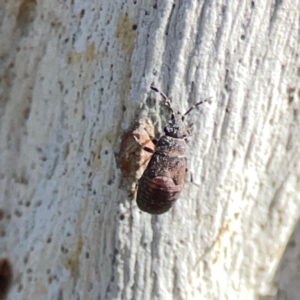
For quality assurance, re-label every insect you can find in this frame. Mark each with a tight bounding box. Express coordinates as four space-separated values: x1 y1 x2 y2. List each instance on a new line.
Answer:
119 118 155 182
119 118 155 196
136 85 210 214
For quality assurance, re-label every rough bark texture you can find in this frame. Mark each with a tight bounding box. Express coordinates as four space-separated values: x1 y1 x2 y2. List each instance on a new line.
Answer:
0 0 299 299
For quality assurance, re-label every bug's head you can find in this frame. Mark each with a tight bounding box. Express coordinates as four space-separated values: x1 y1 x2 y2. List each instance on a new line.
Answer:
164 112 189 139
150 84 211 140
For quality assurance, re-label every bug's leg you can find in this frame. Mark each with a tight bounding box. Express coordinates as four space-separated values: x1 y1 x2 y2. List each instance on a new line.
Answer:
184 123 194 139
152 138 158 145
140 152 152 166
141 146 155 153
127 184 137 198
127 182 138 199
133 134 155 153
143 127 158 145
186 169 201 187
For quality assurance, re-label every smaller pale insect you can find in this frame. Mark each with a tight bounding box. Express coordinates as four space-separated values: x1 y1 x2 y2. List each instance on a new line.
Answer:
119 118 155 196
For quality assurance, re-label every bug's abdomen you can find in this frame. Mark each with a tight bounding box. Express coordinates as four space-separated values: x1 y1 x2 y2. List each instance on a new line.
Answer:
137 175 184 214
136 135 187 214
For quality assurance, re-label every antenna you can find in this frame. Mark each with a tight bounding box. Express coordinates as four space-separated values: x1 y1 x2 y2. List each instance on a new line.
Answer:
184 97 212 116
150 84 172 109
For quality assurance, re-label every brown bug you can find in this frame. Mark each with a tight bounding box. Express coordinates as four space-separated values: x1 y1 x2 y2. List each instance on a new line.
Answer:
119 118 155 196
119 118 155 182
136 85 210 214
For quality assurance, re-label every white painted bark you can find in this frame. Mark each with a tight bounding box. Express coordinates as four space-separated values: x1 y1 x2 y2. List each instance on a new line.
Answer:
0 0 299 299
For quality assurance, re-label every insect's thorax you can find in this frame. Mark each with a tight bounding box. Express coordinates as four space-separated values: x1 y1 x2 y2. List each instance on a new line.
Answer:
155 135 186 157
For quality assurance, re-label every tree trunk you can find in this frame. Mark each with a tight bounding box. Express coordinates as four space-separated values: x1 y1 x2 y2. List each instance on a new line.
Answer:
0 1 299 299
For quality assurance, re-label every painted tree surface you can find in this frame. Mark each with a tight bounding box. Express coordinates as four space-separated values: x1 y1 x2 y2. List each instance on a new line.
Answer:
0 1 300 299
